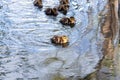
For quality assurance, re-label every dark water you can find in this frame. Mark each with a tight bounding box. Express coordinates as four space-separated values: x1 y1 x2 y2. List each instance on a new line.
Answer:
0 0 108 80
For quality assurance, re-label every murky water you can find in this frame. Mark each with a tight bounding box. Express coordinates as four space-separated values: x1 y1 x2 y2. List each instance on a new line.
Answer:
0 0 108 80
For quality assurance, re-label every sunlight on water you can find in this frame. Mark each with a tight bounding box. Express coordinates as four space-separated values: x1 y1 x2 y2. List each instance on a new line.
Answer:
0 0 108 80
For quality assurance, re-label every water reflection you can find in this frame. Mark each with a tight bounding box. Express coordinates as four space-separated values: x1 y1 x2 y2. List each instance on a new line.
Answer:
0 0 107 79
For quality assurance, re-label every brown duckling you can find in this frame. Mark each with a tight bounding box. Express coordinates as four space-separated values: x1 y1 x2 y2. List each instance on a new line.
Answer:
59 17 76 27
51 35 69 47
34 0 43 8
58 4 69 15
45 8 58 16
60 0 69 5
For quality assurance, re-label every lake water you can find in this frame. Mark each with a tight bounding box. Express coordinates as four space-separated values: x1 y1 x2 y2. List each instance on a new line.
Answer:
0 0 108 80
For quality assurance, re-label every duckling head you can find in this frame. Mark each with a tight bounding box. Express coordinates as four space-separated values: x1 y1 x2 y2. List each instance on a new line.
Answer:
58 5 69 15
61 36 68 43
51 36 60 44
60 0 69 5
60 18 69 25
52 8 58 16
34 0 43 8
70 17 75 23
69 17 76 27
45 8 51 15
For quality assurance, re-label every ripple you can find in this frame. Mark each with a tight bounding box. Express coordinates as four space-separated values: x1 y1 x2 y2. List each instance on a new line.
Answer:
0 0 107 79
0 41 9 57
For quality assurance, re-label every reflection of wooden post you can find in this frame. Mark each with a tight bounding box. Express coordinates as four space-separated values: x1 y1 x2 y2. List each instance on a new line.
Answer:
118 0 120 17
101 0 118 59
119 0 120 40
115 0 120 79
76 0 119 80
96 0 119 80
83 0 119 80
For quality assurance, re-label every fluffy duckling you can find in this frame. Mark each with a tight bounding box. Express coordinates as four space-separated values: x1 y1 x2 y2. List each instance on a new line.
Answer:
34 0 43 8
58 4 69 15
59 17 76 27
45 8 58 16
51 35 69 47
60 0 69 5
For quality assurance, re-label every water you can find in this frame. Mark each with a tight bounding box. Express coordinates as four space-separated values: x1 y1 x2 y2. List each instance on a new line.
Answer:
0 0 108 80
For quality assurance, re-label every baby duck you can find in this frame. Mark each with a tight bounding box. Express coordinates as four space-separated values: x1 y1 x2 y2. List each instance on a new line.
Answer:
59 17 76 27
60 0 69 5
34 0 43 8
58 4 69 15
45 8 58 16
51 35 69 47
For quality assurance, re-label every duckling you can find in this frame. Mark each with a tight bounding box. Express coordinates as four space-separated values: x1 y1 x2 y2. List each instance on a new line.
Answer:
34 0 43 8
45 8 58 16
51 35 69 47
59 17 69 25
69 17 76 27
58 4 69 15
59 17 76 27
60 0 69 5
